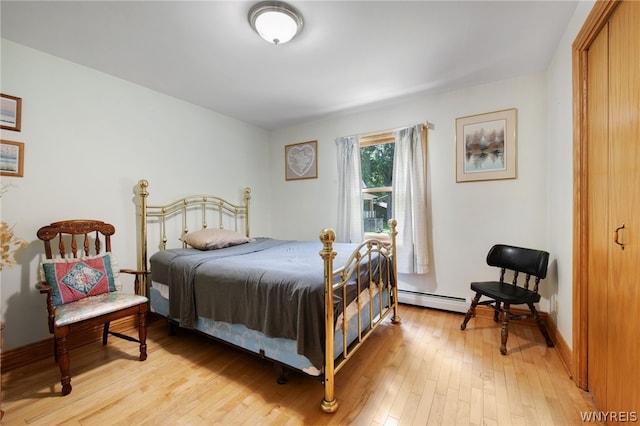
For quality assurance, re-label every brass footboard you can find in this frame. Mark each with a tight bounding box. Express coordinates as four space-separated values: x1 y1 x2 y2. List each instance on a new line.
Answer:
319 219 400 413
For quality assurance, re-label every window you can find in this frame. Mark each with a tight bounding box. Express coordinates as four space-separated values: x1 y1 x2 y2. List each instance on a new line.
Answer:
336 123 428 272
360 132 395 238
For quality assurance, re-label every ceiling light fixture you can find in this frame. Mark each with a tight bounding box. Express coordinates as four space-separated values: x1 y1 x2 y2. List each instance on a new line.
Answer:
248 1 303 45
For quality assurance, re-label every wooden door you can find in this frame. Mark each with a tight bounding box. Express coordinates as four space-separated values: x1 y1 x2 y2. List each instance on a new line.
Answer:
583 0 640 415
586 20 609 410
606 0 640 413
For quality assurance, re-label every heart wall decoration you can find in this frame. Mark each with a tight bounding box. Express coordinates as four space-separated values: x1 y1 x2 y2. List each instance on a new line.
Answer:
285 140 318 180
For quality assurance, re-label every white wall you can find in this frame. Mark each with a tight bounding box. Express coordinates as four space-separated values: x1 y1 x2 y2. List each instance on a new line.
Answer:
546 0 595 348
269 73 550 313
0 1 595 352
0 40 272 350
268 1 595 349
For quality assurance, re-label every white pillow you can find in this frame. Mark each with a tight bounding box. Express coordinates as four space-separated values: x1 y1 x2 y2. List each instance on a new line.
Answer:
179 228 251 250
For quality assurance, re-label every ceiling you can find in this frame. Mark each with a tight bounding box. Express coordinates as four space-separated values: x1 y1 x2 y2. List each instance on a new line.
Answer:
0 1 578 130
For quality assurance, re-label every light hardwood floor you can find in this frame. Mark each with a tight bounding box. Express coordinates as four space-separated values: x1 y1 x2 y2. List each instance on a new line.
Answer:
1 305 598 425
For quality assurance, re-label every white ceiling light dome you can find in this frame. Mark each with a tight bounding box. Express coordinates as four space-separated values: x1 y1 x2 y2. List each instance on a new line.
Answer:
248 1 304 45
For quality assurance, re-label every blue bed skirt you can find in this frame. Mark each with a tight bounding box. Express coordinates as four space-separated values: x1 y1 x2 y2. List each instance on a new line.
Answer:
149 284 389 376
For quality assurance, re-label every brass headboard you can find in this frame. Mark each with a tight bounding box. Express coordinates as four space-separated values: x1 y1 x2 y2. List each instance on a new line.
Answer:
136 179 251 296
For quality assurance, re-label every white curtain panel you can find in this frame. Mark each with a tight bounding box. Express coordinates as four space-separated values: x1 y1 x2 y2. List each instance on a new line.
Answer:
392 124 429 274
335 135 364 243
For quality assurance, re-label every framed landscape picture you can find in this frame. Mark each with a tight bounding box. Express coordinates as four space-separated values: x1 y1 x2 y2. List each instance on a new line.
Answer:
0 140 25 177
456 108 517 182
0 93 22 132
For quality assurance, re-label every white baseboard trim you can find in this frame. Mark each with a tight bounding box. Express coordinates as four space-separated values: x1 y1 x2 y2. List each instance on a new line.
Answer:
398 289 468 313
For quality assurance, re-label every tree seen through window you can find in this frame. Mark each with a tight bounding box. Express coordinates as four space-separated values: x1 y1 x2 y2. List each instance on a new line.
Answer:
360 140 394 235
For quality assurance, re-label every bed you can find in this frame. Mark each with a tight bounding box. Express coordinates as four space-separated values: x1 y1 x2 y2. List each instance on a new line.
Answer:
135 179 400 412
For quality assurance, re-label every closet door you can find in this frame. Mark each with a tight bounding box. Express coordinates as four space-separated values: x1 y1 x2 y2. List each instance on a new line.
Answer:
586 0 640 414
586 20 609 411
606 0 640 413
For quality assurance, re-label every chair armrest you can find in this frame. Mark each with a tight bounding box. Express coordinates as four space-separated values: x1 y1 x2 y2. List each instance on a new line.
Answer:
36 281 52 294
36 281 55 333
119 269 149 276
119 269 150 296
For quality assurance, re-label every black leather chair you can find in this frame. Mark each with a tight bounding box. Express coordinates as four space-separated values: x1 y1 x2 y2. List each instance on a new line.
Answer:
460 244 554 355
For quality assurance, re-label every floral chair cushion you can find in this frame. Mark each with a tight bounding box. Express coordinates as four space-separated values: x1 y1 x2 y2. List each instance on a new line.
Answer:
54 292 148 327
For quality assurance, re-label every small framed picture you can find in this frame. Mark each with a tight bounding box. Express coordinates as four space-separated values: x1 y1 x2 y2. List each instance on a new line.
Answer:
1 140 25 177
285 140 318 180
456 108 517 182
1 93 22 132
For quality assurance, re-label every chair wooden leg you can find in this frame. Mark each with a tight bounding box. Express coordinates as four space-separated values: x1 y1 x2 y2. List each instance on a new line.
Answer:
102 322 110 345
528 302 554 347
54 328 72 396
493 302 501 322
500 303 510 355
461 292 481 330
138 311 148 361
53 336 58 362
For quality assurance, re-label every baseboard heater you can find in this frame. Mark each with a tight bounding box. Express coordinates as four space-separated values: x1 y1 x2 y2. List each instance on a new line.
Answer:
397 289 468 313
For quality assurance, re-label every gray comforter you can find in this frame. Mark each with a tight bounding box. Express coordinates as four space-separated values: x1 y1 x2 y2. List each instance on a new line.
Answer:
150 238 386 369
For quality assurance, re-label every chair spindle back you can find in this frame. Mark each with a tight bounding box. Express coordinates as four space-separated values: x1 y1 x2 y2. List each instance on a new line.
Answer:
488 244 549 295
37 220 115 260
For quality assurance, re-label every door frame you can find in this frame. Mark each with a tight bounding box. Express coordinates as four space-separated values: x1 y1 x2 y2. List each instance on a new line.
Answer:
572 0 620 390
